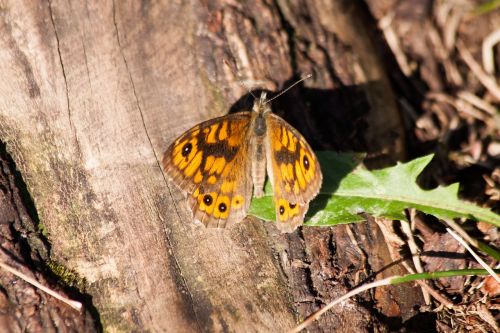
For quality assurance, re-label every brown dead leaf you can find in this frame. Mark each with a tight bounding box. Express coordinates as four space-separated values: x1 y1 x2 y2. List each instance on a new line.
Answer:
481 275 500 297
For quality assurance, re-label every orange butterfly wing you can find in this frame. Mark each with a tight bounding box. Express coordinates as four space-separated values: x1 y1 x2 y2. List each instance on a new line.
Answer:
162 113 254 227
265 113 322 232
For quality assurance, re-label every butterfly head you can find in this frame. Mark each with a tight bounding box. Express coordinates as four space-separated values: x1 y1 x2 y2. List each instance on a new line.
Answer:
252 92 271 136
253 92 272 115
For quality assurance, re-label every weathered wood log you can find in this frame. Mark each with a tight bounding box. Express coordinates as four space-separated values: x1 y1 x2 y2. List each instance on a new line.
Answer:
0 1 421 332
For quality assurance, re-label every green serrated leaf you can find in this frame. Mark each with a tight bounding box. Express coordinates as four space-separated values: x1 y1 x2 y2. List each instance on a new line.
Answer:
249 152 500 227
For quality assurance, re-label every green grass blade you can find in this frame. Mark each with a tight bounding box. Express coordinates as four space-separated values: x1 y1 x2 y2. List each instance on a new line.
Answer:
391 268 500 284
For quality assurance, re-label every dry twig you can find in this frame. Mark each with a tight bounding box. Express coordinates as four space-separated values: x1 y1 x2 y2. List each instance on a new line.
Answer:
457 40 500 101
482 29 500 75
0 261 82 311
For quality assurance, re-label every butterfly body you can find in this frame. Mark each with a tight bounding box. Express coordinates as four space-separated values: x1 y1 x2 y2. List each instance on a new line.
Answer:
163 92 322 233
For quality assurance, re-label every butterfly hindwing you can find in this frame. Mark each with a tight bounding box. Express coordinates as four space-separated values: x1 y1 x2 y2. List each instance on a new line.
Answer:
162 112 253 227
274 197 309 233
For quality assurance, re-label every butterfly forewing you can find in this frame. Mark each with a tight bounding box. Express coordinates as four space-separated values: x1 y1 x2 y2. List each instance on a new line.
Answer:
265 113 322 232
162 112 254 227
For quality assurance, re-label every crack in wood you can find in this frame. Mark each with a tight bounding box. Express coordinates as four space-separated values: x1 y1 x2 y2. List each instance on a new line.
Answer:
111 2 203 331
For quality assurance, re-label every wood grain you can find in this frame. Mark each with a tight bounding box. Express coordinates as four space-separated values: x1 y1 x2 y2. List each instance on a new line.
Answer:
0 1 295 331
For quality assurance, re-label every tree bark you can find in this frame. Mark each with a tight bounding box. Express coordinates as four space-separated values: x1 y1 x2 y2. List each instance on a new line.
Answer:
0 1 420 332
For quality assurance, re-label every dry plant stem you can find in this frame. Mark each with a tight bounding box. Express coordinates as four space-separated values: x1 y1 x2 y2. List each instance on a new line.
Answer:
288 277 396 333
457 91 497 116
442 6 461 52
444 219 481 250
427 92 488 121
345 224 366 263
457 40 500 101
375 218 452 307
427 22 463 86
401 212 431 304
446 228 500 284
476 303 500 332
0 261 82 311
399 261 453 308
482 29 500 75
378 13 412 76
405 211 423 275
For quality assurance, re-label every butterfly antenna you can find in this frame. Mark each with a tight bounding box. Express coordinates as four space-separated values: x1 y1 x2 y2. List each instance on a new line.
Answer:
223 59 258 99
265 73 312 104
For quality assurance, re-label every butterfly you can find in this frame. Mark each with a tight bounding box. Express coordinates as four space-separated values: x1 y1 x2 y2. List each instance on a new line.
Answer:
162 92 322 233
